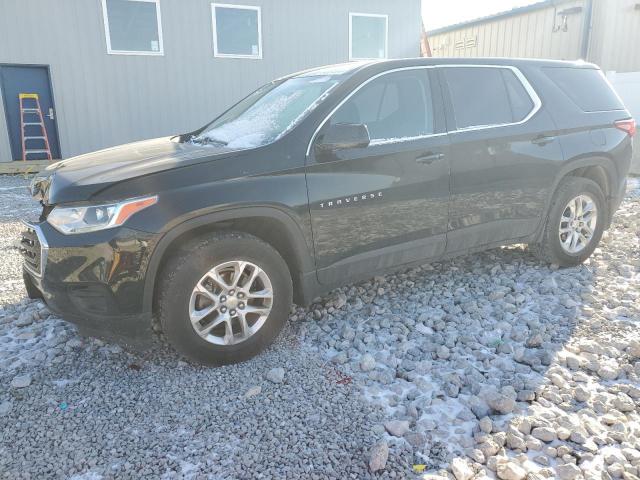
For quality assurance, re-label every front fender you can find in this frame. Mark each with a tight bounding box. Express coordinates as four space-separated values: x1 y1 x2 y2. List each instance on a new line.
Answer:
141 205 316 314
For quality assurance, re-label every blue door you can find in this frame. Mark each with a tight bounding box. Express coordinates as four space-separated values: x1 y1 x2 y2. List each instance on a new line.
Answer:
0 65 61 160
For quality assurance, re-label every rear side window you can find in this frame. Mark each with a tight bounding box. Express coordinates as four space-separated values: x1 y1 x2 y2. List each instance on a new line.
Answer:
543 67 624 112
443 67 534 129
502 70 534 121
330 69 434 141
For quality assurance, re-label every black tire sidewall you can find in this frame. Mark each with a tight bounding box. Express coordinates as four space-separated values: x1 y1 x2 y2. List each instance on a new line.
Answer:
545 178 607 266
159 233 292 365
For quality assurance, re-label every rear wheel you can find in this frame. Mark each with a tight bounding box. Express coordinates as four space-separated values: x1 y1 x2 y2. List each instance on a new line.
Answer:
157 231 292 365
531 177 607 267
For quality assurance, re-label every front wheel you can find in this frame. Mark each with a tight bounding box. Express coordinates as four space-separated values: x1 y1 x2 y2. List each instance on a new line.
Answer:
531 177 607 267
157 231 293 365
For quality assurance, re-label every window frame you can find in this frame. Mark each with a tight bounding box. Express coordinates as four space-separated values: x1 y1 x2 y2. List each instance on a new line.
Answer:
307 64 543 157
440 65 541 132
211 3 263 60
307 66 444 157
328 69 435 143
349 12 389 61
101 0 165 56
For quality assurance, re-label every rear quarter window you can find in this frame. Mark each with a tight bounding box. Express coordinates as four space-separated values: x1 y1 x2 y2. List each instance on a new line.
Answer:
543 67 624 112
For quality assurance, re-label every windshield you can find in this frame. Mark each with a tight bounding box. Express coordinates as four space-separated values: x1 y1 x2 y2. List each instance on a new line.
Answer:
191 74 341 149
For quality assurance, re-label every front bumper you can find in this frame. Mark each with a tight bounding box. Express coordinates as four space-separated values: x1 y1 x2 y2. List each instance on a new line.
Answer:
20 221 158 346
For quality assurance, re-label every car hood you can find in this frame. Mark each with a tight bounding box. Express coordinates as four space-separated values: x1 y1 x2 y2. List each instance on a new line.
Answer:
31 137 236 204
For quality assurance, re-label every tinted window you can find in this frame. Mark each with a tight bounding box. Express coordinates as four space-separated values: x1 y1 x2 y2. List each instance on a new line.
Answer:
543 67 624 112
330 70 433 141
502 69 534 121
350 14 388 60
104 0 162 53
213 5 261 58
444 67 516 129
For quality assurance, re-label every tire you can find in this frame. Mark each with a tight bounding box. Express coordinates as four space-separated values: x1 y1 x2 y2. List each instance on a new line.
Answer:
531 176 607 267
157 231 293 365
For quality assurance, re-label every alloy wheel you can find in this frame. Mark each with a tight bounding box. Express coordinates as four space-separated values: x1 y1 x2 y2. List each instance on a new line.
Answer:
188 260 273 345
558 194 598 254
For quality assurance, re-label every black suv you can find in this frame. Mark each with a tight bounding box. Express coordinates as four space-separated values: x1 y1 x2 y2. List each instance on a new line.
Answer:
22 58 634 365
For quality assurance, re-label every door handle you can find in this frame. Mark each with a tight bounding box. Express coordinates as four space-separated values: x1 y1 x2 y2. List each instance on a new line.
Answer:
415 152 444 165
47 108 54 120
531 135 556 146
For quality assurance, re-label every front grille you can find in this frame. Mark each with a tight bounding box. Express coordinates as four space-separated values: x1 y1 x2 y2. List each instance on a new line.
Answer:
20 225 42 275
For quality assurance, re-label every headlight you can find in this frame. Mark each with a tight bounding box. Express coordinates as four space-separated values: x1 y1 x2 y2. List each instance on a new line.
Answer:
47 195 158 234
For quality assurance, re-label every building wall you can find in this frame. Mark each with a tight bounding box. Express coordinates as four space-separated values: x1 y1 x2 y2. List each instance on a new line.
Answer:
589 0 640 73
0 0 421 162
607 71 640 174
428 0 640 72
0 87 9 163
429 1 585 60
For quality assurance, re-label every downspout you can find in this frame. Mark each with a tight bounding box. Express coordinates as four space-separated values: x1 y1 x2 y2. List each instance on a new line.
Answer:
580 0 594 60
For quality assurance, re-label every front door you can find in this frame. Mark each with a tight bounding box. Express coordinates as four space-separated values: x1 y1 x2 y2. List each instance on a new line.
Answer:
438 65 564 253
306 67 450 285
0 65 61 160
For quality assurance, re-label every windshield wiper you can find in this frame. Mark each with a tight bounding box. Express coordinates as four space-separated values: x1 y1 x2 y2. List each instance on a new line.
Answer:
191 136 228 147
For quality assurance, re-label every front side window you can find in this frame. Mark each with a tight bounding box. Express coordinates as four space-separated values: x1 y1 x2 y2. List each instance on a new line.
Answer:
349 13 388 61
330 69 434 142
443 67 535 129
101 0 163 55
192 74 340 149
212 4 262 59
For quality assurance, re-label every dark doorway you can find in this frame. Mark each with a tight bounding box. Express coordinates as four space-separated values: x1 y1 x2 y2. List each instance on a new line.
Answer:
0 65 61 160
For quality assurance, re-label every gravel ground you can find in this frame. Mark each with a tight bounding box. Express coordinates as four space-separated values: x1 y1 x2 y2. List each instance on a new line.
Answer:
1 175 639 479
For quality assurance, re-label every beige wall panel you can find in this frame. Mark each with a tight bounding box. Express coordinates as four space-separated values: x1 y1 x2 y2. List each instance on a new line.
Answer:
590 0 640 72
429 1 584 61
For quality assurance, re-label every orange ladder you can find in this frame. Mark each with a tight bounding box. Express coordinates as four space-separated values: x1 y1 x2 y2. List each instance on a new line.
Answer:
19 93 52 161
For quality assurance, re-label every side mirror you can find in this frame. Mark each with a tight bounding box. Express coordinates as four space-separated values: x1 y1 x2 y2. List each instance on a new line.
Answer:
315 123 371 153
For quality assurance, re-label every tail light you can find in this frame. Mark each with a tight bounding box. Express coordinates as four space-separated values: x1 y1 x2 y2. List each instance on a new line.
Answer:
614 118 636 137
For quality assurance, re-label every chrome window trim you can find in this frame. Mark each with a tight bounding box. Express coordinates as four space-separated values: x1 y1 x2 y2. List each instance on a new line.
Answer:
21 220 49 278
305 64 542 157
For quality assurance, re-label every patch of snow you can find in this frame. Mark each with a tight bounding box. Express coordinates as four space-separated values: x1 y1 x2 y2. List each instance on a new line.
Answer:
369 134 435 146
195 79 337 150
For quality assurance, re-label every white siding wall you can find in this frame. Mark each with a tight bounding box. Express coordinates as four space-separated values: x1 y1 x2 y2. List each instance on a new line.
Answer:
607 72 640 174
0 0 422 162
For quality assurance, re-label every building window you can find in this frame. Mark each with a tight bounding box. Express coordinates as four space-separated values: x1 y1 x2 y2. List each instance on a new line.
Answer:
349 13 388 61
212 4 262 59
101 0 164 55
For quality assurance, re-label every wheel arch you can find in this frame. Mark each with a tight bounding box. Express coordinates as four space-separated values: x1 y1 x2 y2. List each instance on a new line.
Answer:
553 155 616 196
537 155 617 241
143 207 316 315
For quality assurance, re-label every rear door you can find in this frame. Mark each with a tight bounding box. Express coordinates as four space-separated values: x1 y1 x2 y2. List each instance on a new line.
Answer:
306 67 450 285
439 65 564 253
